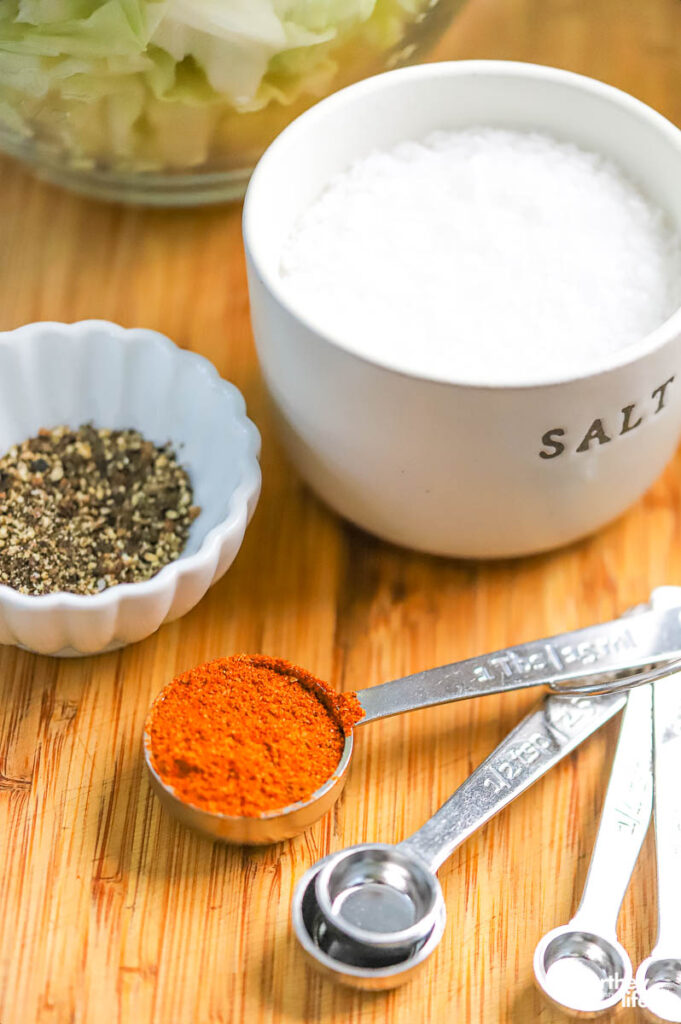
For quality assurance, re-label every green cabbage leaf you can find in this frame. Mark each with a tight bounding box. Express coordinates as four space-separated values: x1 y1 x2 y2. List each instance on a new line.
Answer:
0 0 426 169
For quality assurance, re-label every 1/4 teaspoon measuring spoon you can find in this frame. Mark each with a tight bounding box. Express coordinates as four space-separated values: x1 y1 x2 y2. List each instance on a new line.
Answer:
533 681 653 1015
635 670 681 1022
534 587 681 1018
144 597 681 844
292 688 628 989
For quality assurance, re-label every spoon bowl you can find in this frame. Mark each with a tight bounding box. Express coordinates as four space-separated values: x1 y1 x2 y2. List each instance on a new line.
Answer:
636 957 681 1023
292 856 447 990
314 844 442 959
534 925 632 1014
143 729 353 845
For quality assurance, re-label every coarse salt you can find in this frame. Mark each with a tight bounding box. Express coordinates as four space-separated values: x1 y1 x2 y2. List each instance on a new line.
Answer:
280 128 681 384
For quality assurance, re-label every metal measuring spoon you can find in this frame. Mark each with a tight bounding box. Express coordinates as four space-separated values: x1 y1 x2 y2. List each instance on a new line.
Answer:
534 587 679 1015
635 668 681 1022
292 688 628 989
533 681 653 1014
145 598 681 844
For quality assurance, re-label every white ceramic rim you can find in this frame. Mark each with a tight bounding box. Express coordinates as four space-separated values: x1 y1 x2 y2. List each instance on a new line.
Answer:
244 59 681 391
0 319 262 610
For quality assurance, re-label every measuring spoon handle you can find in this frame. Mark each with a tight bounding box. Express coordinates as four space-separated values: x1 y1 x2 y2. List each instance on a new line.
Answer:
397 691 627 872
569 683 653 937
355 605 681 723
649 672 681 953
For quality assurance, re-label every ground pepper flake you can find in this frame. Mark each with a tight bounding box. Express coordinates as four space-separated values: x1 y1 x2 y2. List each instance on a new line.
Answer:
0 424 200 595
146 655 365 817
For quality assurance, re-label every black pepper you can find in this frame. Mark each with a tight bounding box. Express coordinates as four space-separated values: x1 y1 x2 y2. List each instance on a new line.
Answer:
0 424 200 596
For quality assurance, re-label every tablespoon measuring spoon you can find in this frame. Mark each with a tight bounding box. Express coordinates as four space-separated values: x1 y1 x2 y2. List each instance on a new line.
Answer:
292 688 628 989
145 600 681 844
355 600 681 717
533 681 653 1015
635 670 681 1022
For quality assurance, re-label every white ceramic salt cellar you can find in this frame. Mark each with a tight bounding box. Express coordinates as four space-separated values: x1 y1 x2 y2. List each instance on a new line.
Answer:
244 61 681 558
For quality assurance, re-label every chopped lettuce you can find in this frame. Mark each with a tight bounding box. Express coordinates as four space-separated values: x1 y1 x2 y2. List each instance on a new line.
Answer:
0 0 430 172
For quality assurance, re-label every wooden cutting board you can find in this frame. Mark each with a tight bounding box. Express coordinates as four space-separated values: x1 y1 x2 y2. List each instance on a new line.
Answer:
1 1 680 1020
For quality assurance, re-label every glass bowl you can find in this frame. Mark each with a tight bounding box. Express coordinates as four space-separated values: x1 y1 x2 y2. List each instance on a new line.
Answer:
0 0 463 206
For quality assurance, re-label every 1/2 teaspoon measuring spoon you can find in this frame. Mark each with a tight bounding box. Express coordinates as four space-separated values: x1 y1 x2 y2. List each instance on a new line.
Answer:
292 688 628 989
144 596 681 843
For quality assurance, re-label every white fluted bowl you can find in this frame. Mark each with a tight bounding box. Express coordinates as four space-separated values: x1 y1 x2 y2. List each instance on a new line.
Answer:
0 321 261 656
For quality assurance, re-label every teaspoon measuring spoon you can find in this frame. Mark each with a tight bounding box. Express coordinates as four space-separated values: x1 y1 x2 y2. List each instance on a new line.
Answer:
535 586 679 1017
533 681 653 1015
145 598 681 844
635 669 681 1022
292 688 628 989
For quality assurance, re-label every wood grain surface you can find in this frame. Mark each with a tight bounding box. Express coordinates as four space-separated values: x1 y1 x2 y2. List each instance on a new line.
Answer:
1 1 681 1021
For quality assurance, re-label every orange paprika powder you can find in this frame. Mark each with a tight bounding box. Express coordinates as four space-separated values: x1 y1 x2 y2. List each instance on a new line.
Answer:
146 654 364 817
